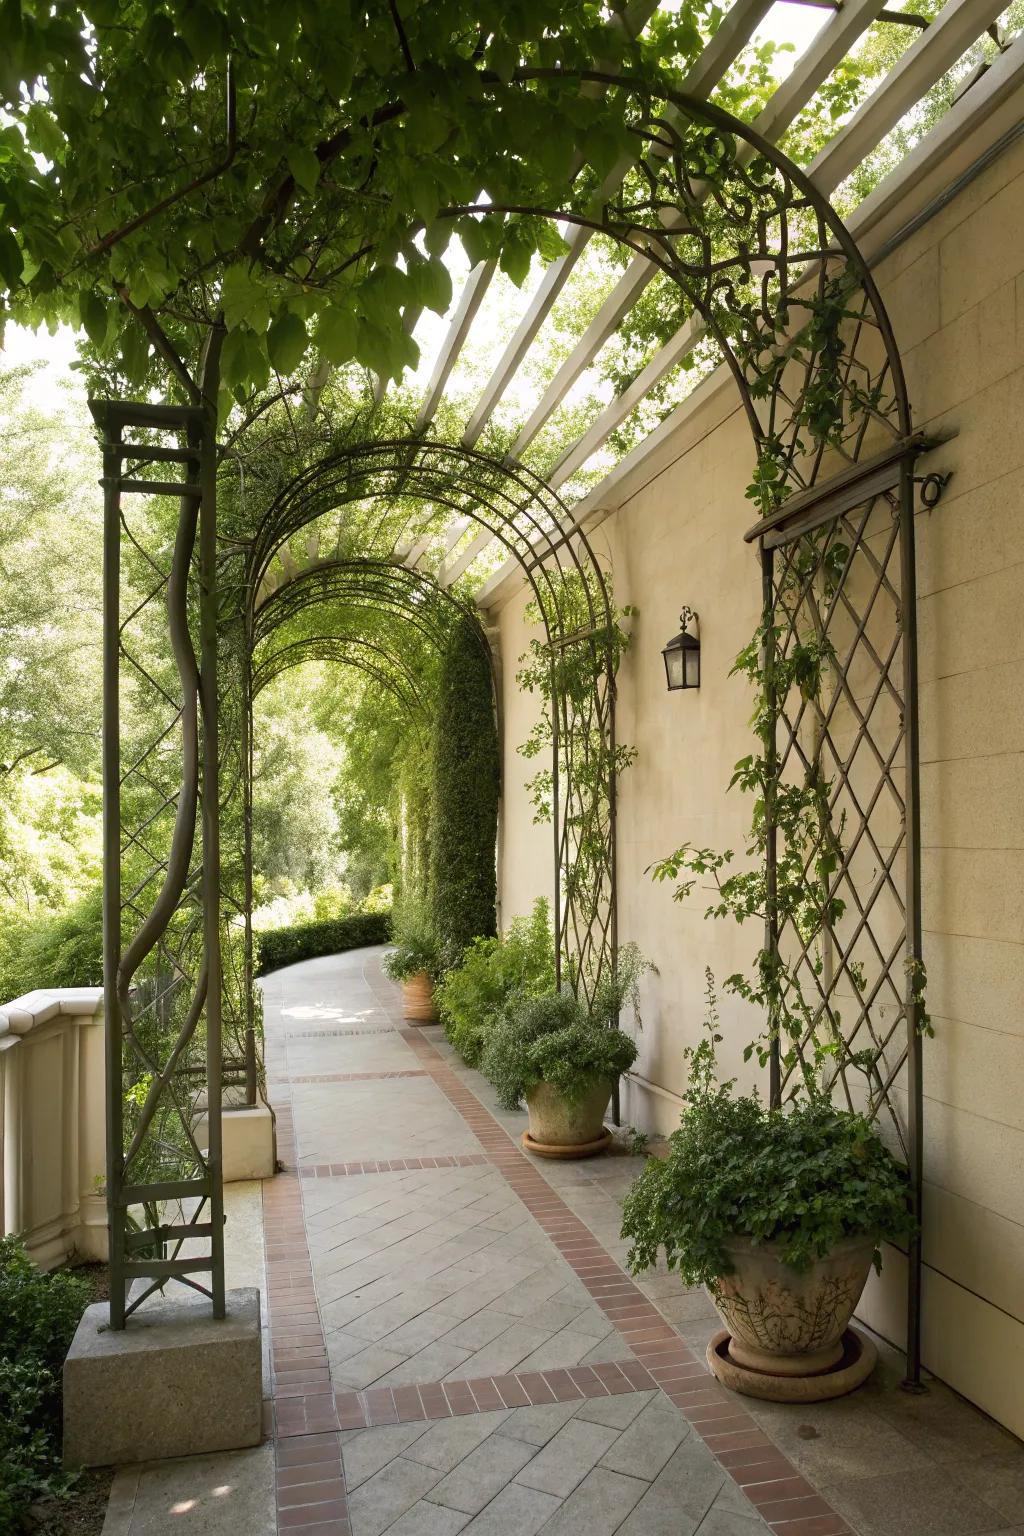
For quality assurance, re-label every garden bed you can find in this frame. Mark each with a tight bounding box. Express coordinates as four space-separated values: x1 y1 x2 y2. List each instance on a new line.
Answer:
3 1251 113 1536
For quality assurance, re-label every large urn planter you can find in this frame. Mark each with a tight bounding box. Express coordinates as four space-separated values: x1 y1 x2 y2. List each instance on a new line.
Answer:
522 1078 613 1159
401 970 439 1022
705 1233 878 1402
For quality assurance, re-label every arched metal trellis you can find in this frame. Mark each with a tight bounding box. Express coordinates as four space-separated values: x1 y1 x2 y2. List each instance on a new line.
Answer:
245 446 622 1004
94 69 924 1379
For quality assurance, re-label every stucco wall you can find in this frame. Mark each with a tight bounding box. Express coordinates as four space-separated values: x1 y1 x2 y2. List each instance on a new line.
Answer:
484 137 1024 1437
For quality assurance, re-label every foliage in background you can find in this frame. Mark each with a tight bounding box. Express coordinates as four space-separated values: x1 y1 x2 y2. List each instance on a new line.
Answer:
620 978 913 1285
0 367 102 782
251 681 346 896
0 885 103 1004
437 897 554 1067
0 1237 90 1528
482 990 638 1114
255 911 392 977
429 613 500 966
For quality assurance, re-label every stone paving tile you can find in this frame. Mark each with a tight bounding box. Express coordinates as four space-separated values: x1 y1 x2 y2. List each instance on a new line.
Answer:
341 1423 433 1490
514 1417 621 1496
443 1323 555 1381
334 1342 414 1390
499 1399 582 1446
743 1394 935 1484
385 1502 471 1536
379 1342 478 1387
574 1388 657 1430
599 1396 690 1481
458 1483 563 1536
346 1455 444 1536
949 1451 1024 1525
425 1433 537 1515
617 1439 731 1536
257 946 1024 1536
403 1410 512 1472
537 1466 649 1536
694 1507 769 1536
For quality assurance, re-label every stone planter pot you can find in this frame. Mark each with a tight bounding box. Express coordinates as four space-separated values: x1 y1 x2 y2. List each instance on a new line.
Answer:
710 1232 877 1377
401 971 438 1022
525 1077 612 1150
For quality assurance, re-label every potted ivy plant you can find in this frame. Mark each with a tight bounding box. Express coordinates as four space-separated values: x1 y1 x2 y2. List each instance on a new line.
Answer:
381 898 441 1021
481 943 651 1157
621 980 913 1396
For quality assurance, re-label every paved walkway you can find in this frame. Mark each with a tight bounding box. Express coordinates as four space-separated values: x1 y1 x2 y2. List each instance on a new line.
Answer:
103 947 1024 1536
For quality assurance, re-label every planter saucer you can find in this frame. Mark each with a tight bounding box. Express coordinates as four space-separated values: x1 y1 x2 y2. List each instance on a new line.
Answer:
707 1326 877 1403
521 1127 612 1160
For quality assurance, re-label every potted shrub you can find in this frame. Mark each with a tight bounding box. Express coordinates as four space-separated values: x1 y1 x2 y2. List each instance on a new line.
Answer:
381 900 441 1021
620 1003 913 1397
434 897 555 1066
483 991 638 1154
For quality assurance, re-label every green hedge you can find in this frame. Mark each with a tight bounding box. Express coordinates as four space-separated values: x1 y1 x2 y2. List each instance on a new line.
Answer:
255 911 392 976
430 612 499 962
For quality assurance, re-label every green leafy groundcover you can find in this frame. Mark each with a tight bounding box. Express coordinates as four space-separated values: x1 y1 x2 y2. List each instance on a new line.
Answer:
0 1237 91 1529
255 911 391 976
621 1093 913 1288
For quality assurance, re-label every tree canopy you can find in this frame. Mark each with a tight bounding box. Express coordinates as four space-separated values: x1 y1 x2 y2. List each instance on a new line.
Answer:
1 2 719 408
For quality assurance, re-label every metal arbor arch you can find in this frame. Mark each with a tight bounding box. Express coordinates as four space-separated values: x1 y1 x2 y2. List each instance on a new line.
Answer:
244 443 622 1004
98 71 924 1375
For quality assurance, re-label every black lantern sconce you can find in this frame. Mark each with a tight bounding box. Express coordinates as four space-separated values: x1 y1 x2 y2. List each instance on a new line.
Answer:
662 606 700 691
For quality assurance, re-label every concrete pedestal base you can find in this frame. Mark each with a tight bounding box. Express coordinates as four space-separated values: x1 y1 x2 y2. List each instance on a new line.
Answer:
223 1100 276 1180
63 1286 262 1468
197 1096 277 1181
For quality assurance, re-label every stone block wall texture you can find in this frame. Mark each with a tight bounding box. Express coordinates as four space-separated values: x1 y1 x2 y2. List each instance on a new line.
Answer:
486 137 1024 1437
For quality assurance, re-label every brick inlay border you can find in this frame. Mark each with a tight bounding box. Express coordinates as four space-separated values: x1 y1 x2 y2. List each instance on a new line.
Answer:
274 1070 428 1084
335 1358 658 1428
285 1025 400 1037
397 1026 856 1536
264 1101 351 1535
298 1153 489 1178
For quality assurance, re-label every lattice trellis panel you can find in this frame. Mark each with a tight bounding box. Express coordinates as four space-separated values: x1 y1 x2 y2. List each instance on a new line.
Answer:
94 399 225 1327
749 446 925 1381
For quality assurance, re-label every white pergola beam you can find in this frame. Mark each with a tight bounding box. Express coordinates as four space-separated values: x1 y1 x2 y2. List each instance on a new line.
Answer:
474 23 1024 606
414 261 497 430
461 0 773 450
438 522 495 587
808 0 1010 194
507 0 899 465
447 0 663 450
541 0 891 489
848 27 1024 242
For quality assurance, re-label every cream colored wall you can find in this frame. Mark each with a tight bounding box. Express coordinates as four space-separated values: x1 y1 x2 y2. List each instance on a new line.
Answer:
494 591 555 929
486 138 1024 1437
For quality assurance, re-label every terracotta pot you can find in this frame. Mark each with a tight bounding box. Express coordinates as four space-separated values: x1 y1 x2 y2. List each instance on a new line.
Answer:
525 1078 612 1148
710 1232 877 1377
401 971 438 1022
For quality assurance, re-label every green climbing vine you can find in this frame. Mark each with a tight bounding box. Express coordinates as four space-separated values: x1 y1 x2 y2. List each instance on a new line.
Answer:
515 571 635 991
651 520 930 1110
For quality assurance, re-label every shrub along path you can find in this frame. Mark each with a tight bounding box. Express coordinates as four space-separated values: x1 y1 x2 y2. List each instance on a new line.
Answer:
103 948 1024 1536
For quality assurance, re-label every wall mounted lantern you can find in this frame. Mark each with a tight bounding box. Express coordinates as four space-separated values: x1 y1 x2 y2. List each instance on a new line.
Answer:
662 606 700 691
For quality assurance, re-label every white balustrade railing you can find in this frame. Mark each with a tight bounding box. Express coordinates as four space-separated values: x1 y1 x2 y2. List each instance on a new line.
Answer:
0 987 107 1269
